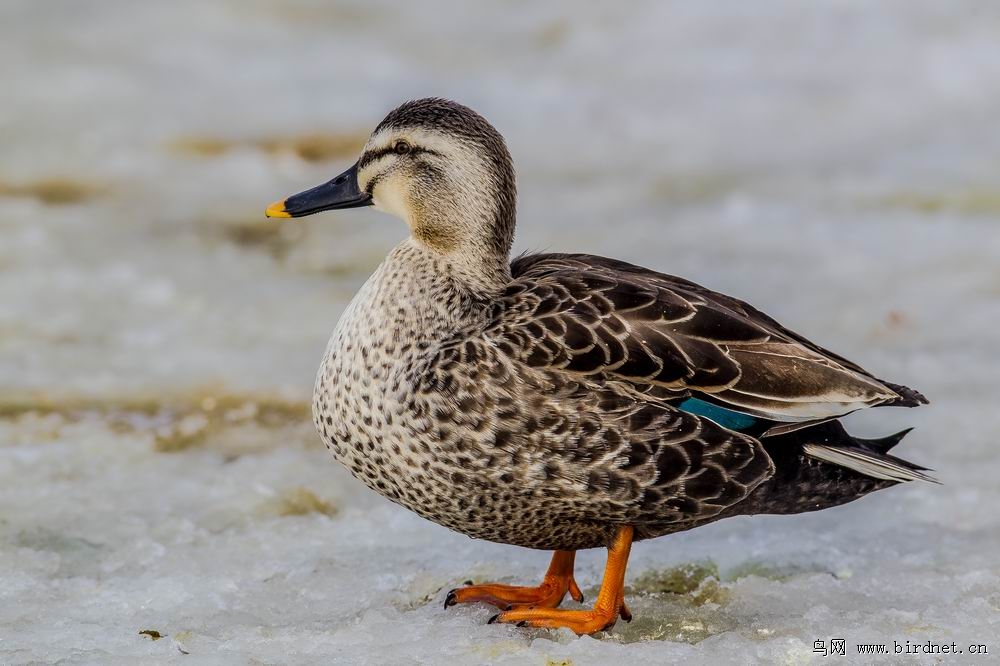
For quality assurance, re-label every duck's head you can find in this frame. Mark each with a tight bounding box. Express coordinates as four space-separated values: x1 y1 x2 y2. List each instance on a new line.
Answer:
266 98 516 278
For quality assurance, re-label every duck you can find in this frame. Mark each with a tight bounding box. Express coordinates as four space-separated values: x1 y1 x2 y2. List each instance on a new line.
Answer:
265 98 933 635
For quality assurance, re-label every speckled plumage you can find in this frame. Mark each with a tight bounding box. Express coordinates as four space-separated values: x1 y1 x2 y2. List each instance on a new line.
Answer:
299 98 930 553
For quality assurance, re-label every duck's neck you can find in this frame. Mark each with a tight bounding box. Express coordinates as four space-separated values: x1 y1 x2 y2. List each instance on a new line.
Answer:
373 239 496 330
422 242 512 298
406 186 515 298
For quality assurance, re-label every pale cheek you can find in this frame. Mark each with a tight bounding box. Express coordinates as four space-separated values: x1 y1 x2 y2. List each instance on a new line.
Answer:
373 179 410 222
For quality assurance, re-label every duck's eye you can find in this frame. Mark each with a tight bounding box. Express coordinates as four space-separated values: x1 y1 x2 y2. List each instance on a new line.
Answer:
394 140 411 155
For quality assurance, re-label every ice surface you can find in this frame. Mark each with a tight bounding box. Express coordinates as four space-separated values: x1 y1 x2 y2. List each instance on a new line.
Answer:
1 1 999 664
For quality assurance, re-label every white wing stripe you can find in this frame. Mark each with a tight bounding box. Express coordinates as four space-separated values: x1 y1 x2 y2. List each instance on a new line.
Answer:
803 444 938 484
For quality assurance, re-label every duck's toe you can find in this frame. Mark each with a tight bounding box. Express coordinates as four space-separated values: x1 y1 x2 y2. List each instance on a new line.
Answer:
445 576 578 611
444 550 581 611
487 603 626 635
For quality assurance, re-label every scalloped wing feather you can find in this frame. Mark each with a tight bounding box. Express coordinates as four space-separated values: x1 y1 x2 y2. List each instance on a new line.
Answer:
500 253 919 422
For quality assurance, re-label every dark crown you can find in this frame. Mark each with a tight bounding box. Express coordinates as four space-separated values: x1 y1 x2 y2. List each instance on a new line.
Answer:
376 98 504 147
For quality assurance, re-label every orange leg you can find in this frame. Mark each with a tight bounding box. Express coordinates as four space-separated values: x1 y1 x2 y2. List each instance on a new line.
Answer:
487 525 634 634
445 550 584 610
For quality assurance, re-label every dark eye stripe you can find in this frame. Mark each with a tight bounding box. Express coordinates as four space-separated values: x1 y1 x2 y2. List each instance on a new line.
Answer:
357 146 395 170
357 145 441 171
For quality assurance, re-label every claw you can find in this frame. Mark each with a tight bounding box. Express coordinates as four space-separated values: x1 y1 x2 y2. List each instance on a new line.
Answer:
444 590 458 608
487 613 500 625
619 601 633 623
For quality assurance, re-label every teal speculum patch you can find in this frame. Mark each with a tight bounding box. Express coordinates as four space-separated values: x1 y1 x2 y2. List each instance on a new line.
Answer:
676 398 759 431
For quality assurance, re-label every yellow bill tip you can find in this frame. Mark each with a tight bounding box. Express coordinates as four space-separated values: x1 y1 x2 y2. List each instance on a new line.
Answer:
265 200 292 218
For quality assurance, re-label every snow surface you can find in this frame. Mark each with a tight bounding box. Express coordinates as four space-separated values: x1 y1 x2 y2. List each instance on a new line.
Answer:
2 1 999 664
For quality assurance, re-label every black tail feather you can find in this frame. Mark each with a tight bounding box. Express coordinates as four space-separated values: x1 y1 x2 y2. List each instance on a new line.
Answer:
736 418 933 517
855 427 914 455
795 420 936 481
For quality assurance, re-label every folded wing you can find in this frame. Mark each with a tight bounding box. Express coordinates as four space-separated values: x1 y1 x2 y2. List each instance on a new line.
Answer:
493 253 925 423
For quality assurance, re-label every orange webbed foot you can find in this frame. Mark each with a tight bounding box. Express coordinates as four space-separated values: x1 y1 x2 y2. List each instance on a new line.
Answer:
486 526 635 636
487 604 626 633
445 551 582 610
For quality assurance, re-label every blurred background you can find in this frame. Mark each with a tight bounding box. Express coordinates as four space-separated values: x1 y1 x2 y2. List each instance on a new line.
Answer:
2 2 998 664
